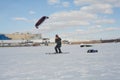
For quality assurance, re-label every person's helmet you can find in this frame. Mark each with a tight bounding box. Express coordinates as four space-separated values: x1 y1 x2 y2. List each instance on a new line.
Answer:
56 34 59 37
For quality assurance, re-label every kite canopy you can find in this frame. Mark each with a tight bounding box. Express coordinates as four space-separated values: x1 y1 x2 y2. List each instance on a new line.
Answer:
35 16 49 29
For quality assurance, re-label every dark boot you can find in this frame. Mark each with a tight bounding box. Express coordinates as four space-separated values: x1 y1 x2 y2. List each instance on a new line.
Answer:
55 47 58 53
58 48 62 53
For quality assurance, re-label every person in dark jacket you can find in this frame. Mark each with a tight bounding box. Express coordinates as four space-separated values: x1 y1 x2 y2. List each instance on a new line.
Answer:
55 34 62 53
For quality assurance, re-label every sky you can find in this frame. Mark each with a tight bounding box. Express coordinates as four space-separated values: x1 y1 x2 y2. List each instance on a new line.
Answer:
0 0 120 41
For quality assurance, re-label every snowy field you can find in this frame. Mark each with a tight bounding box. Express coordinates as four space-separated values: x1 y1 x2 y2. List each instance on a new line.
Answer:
0 43 120 80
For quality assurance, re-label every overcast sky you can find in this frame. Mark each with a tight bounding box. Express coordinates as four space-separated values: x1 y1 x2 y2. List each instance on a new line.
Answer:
0 0 120 41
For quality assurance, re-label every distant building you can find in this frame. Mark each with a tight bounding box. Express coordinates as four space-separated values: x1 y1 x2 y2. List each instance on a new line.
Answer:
31 34 42 40
42 38 50 46
62 40 70 44
0 33 43 47
5 32 42 40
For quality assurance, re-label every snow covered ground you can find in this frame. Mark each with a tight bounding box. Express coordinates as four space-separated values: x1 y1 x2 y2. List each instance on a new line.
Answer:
0 43 120 80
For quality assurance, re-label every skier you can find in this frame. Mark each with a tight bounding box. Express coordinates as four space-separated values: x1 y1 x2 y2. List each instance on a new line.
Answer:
55 34 62 53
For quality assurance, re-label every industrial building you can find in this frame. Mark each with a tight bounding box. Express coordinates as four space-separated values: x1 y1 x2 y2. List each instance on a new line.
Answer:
0 33 48 47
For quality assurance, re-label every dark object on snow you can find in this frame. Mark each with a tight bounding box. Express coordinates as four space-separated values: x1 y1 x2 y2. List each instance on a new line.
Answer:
80 44 92 47
87 49 98 53
35 16 49 29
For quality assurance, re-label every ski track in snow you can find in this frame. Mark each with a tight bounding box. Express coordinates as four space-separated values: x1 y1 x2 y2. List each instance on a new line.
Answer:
0 43 120 80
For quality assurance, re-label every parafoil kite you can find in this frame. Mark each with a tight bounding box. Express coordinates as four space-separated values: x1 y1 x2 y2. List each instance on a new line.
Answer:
35 16 49 29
